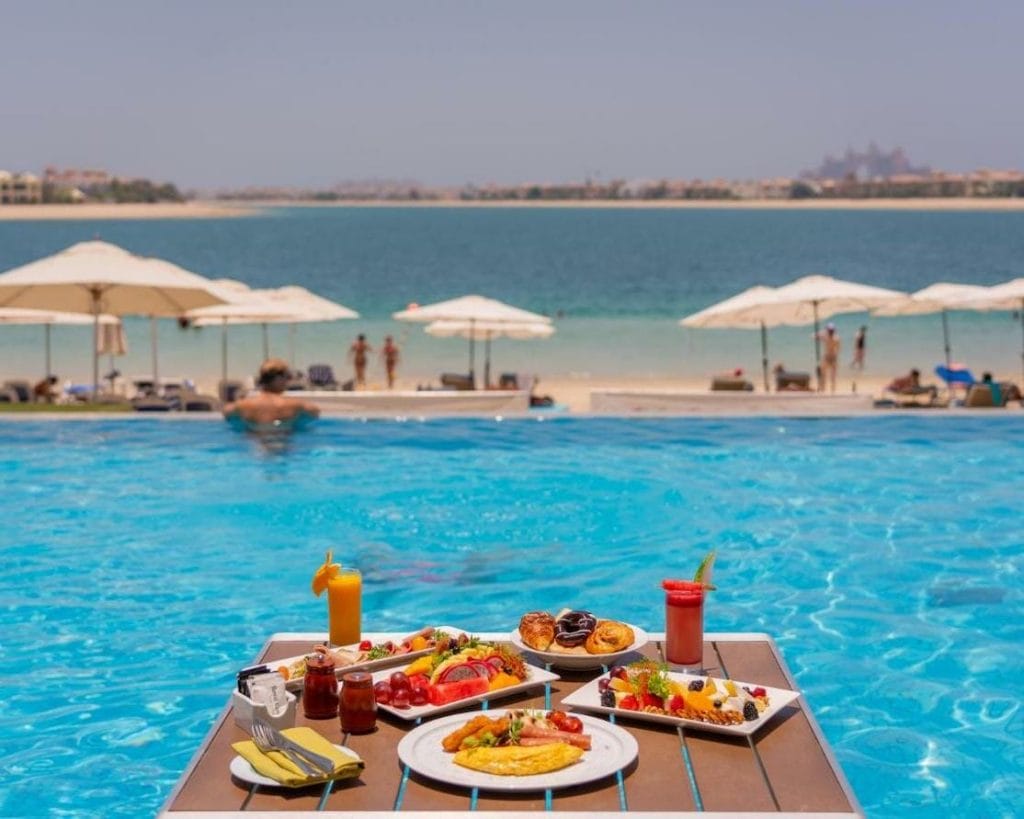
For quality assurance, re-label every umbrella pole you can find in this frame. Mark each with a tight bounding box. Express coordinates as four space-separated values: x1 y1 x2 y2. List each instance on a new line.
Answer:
484 332 492 389
812 301 822 391
150 316 159 390
468 319 476 388
1019 298 1024 385
941 310 951 367
221 318 228 388
91 289 100 401
45 324 52 380
760 321 769 392
262 323 269 360
289 323 296 367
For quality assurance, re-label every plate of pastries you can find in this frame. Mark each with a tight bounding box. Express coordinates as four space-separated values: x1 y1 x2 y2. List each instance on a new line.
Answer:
511 608 649 670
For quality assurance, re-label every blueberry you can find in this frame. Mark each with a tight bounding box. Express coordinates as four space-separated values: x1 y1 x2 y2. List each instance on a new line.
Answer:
743 701 759 721
688 680 704 692
600 689 616 708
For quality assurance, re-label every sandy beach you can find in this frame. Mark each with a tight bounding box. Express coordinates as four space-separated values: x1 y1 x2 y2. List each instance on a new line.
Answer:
0 201 255 220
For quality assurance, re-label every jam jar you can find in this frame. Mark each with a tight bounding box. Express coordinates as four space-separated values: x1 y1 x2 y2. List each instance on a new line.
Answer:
339 671 377 734
302 650 339 719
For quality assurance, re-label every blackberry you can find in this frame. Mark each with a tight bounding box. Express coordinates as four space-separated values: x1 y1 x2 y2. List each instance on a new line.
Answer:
688 680 704 692
600 689 616 708
742 701 759 721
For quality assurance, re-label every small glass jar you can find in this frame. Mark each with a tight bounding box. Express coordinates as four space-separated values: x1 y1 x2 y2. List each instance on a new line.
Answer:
302 651 339 719
339 671 377 734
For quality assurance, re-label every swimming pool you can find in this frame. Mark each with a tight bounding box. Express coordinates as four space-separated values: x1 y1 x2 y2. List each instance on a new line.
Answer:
2 416 1022 817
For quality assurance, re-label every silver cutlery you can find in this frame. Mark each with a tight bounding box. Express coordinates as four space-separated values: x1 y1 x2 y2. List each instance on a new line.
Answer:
252 718 335 776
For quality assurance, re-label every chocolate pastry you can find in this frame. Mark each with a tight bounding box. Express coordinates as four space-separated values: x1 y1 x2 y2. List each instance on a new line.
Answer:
554 610 597 647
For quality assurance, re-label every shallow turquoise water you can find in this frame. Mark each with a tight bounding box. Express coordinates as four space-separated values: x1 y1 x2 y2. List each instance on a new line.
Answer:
2 416 1023 817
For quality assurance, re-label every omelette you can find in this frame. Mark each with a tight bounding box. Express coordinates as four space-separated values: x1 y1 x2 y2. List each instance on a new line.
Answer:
452 743 583 776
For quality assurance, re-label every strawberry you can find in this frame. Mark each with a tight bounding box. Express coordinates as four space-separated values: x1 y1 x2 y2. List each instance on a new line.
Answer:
666 694 685 713
641 692 664 710
751 687 767 699
618 694 640 711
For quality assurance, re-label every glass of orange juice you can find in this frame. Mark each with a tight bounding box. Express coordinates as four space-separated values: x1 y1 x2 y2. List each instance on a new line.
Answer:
327 568 362 646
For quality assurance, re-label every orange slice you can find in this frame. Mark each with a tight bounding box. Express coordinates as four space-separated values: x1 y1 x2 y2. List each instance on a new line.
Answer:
311 549 341 596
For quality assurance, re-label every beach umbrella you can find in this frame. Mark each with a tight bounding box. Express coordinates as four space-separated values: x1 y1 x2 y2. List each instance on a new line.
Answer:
728 275 906 389
0 241 228 397
872 282 990 366
952 278 1024 381
187 283 358 383
393 295 551 387
0 307 119 379
424 319 555 388
679 285 777 391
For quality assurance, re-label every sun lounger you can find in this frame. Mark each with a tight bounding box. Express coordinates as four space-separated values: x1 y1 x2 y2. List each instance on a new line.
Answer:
307 364 339 389
934 365 976 394
218 379 245 403
711 375 754 391
775 370 811 391
183 394 221 412
3 380 31 402
132 396 175 412
440 373 474 391
963 382 1021 408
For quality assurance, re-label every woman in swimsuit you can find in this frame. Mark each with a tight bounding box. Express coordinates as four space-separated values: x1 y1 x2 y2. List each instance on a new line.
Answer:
349 334 372 387
819 324 841 393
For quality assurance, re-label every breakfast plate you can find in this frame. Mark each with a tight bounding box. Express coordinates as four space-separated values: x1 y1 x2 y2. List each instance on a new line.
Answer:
396 709 638 792
509 623 649 671
372 665 560 721
229 744 361 788
271 627 465 692
562 670 801 737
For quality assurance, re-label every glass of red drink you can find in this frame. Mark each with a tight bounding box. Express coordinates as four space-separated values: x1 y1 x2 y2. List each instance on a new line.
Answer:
663 580 704 670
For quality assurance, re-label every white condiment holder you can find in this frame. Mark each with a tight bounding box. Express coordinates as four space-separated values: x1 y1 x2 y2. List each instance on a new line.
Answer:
231 689 297 732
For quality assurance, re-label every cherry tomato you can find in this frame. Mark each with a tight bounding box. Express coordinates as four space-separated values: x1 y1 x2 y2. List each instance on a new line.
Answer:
373 681 392 705
561 716 583 734
358 640 373 651
389 671 410 691
546 710 569 730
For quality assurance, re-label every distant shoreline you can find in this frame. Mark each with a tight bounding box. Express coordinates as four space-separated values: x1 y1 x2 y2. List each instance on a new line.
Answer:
0 202 257 221
239 197 1024 212
3 197 1024 221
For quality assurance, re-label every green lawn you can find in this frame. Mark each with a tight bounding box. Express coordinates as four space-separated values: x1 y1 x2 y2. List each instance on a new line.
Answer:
0 402 133 413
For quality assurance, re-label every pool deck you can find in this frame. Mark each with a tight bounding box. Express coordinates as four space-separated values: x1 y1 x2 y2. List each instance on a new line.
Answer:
160 631 862 818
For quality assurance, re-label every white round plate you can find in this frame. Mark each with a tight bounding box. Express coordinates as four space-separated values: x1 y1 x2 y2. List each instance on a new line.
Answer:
396 709 638 792
509 623 649 670
229 744 359 789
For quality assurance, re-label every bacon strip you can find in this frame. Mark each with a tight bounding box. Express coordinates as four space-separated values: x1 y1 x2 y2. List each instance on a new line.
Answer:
519 724 592 750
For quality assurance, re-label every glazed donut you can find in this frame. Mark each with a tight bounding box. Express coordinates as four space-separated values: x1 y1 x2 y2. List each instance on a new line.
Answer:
554 610 598 648
585 620 635 654
519 611 556 651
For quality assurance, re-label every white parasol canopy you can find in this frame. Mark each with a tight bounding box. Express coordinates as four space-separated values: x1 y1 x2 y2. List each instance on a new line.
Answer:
425 319 555 388
187 282 358 381
872 282 990 366
952 278 1024 380
0 241 228 396
0 307 118 379
679 285 777 390
394 295 552 386
723 275 906 388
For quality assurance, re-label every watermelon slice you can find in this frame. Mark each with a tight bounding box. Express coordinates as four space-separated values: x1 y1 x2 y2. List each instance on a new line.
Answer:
428 675 490 705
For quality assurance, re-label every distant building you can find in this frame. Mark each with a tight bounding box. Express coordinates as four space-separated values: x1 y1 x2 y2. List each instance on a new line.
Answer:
0 170 42 203
43 165 111 189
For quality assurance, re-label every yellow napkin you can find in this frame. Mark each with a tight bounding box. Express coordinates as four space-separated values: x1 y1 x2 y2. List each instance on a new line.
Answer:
232 726 364 788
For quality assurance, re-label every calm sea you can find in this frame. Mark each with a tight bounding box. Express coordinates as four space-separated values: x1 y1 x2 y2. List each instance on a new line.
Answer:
1 205 1023 385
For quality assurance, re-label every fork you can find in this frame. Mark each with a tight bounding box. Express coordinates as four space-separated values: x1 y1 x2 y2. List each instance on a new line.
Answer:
250 721 321 778
256 718 336 774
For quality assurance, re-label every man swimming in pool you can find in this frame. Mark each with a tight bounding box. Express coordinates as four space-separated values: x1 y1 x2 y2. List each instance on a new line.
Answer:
223 358 321 426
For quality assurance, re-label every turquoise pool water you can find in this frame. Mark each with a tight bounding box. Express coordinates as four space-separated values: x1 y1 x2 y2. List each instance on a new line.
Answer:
2 417 1022 817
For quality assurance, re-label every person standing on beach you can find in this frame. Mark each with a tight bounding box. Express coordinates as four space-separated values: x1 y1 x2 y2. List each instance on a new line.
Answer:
349 333 372 387
852 326 867 371
818 323 841 393
381 335 400 389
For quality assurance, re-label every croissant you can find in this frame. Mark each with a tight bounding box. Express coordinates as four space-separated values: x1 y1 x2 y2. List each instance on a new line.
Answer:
585 620 635 654
518 611 556 651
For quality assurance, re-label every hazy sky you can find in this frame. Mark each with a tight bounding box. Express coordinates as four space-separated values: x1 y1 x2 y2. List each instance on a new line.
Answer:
4 1 1022 188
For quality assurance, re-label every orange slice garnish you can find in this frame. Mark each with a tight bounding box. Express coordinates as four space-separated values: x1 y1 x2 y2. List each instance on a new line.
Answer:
311 549 341 596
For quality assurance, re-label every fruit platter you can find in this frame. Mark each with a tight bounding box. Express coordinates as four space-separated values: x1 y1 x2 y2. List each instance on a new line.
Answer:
371 634 559 720
561 660 801 737
272 627 464 691
396 708 638 792
511 608 649 670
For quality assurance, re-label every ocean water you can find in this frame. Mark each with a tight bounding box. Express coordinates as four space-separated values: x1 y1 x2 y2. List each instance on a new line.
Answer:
1 206 1024 385
2 416 1023 817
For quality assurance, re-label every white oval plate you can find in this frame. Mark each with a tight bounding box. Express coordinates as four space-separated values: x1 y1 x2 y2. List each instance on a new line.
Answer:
509 623 649 670
229 744 360 789
396 709 638 792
